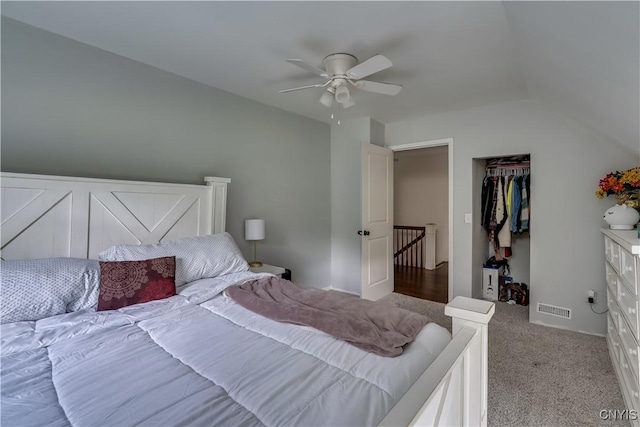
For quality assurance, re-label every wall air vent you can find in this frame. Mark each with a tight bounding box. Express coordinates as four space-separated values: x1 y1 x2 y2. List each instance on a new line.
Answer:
537 303 572 319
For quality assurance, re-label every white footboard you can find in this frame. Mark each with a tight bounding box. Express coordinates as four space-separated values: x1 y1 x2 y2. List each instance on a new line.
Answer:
379 296 495 427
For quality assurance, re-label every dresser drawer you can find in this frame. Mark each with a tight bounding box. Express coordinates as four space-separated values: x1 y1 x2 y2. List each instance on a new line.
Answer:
609 312 619 339
607 269 618 300
606 236 622 273
609 326 622 363
619 316 640 382
609 297 621 332
621 247 639 295
618 284 640 340
621 350 640 409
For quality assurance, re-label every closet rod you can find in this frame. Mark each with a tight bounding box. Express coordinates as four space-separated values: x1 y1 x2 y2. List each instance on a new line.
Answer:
485 167 530 177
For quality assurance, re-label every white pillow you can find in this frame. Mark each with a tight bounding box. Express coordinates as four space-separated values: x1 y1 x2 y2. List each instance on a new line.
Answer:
98 232 249 287
0 258 101 324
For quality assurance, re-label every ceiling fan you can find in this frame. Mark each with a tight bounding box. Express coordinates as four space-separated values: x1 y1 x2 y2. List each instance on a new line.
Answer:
279 53 402 109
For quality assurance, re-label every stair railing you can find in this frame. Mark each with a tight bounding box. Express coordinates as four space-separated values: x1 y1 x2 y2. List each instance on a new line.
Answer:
394 225 426 268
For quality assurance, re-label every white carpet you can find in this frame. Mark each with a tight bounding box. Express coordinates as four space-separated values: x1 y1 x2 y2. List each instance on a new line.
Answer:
380 293 627 427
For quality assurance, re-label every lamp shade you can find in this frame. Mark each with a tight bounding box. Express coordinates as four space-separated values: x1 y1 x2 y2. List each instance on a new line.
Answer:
245 219 265 241
334 84 350 104
342 95 356 109
319 88 334 108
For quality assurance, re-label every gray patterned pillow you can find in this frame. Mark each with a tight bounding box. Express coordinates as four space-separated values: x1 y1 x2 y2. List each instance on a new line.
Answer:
98 232 249 287
0 258 101 324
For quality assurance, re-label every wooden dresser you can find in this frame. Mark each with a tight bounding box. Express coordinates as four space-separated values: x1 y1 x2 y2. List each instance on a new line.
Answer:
604 228 640 422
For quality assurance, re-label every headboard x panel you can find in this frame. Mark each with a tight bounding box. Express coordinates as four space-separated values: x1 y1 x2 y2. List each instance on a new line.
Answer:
1 173 230 260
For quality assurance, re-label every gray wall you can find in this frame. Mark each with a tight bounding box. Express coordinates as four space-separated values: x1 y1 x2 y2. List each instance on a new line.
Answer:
330 118 369 294
1 18 331 287
386 99 639 335
330 118 384 294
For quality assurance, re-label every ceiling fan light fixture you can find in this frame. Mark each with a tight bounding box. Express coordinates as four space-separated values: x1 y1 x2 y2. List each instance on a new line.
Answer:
281 53 400 110
319 87 334 108
334 84 351 104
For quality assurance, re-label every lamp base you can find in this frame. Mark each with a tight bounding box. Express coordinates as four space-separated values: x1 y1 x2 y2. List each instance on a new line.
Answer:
249 261 263 267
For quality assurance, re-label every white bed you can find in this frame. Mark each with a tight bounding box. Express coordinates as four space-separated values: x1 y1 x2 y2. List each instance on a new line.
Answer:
0 172 494 427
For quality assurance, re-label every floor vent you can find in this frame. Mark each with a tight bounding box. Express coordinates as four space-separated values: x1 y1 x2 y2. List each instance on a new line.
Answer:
537 303 572 319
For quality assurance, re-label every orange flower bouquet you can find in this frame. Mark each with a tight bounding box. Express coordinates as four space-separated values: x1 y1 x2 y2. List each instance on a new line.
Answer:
596 166 640 207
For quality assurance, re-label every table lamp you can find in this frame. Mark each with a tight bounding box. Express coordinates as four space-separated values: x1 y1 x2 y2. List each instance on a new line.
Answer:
245 219 265 267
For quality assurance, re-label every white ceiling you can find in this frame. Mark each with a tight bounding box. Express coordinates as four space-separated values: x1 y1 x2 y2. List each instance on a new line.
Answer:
2 1 638 153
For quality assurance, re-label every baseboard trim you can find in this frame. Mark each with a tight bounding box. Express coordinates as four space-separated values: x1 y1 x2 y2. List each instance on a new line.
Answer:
529 319 606 337
323 286 360 296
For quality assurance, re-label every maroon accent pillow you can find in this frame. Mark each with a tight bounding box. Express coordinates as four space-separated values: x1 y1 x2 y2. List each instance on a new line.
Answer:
97 256 176 311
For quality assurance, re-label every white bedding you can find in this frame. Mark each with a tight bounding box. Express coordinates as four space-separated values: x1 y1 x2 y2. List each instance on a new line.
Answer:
1 271 451 427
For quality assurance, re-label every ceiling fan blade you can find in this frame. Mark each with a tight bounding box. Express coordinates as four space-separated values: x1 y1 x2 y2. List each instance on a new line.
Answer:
286 59 329 78
278 82 329 94
355 80 402 96
346 54 393 80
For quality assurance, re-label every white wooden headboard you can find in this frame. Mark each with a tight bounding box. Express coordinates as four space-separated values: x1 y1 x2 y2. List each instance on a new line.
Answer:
0 173 230 260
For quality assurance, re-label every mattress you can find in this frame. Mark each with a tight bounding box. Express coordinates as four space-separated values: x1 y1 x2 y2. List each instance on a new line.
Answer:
1 271 451 426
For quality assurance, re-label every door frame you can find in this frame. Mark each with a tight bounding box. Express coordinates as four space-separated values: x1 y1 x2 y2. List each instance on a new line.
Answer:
387 137 454 303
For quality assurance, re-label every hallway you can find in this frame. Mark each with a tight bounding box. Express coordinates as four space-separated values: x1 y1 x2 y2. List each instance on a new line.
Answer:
394 262 448 303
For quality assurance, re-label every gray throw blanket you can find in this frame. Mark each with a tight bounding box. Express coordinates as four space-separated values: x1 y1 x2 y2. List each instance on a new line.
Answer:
225 276 429 357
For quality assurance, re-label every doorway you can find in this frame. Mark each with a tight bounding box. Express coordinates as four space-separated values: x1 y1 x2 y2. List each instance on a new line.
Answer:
388 138 453 303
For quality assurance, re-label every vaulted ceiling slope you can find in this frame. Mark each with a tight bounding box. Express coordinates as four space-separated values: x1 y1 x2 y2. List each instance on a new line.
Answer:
2 1 638 154
504 1 639 155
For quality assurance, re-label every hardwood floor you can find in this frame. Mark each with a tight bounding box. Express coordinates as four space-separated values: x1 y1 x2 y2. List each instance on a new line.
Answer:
394 262 448 303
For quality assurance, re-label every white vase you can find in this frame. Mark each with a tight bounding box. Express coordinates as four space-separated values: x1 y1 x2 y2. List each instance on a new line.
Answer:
603 203 640 230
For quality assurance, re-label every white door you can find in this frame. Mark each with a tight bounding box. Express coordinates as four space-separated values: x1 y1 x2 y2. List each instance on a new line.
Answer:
361 143 394 300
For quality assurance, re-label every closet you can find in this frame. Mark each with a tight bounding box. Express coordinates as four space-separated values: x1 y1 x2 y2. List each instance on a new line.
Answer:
475 155 531 304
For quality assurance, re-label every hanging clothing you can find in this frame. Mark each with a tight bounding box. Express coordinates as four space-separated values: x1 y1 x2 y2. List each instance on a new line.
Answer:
505 178 514 218
520 176 530 232
510 176 522 233
483 157 530 260
482 176 508 259
494 177 507 244
482 170 530 259
481 176 495 232
497 176 513 256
